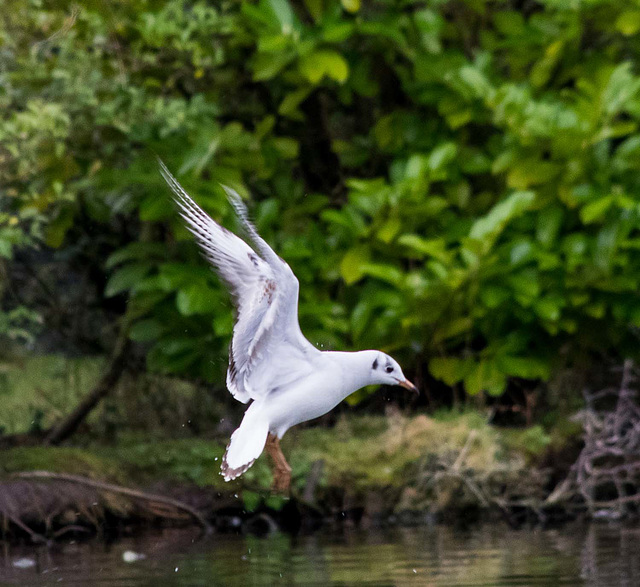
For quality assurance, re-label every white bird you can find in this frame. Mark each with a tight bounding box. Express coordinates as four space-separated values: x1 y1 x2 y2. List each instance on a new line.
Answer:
160 162 418 492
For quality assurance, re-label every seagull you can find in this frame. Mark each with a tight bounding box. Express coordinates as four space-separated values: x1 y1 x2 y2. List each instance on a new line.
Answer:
160 162 418 492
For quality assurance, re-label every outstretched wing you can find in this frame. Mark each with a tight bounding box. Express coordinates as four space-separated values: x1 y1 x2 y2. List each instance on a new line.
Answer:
160 161 316 403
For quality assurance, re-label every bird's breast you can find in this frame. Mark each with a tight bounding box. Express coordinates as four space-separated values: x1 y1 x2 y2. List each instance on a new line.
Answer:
262 372 346 437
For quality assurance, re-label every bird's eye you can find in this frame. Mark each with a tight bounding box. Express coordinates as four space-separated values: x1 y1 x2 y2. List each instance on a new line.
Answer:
385 366 394 373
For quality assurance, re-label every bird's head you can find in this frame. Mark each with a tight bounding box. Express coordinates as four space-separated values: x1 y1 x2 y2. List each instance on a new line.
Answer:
369 352 418 394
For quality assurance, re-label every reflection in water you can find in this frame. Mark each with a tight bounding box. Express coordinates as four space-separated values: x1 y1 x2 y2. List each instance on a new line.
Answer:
1 523 639 586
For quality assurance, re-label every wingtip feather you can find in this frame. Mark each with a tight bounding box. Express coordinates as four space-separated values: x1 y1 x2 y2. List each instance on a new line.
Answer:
221 184 250 220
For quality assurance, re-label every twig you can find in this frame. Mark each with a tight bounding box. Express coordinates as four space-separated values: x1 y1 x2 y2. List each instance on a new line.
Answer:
0 511 49 545
33 5 79 48
452 430 478 472
53 525 92 539
551 360 640 515
13 471 213 534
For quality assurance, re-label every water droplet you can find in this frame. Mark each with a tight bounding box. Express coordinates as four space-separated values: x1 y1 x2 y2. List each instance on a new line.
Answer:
413 569 417 574
174 567 179 572
214 457 219 461
123 551 145 563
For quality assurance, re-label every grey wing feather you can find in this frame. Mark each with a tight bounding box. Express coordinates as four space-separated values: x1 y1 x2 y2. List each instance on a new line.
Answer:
160 161 314 403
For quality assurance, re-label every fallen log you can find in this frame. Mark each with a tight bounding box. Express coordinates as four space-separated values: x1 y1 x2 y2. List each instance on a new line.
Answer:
11 471 213 534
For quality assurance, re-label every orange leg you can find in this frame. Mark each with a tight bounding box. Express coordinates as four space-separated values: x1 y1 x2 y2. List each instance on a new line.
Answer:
265 434 292 493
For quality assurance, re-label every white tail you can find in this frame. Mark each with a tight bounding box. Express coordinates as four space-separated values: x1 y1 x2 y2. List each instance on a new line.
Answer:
221 406 269 481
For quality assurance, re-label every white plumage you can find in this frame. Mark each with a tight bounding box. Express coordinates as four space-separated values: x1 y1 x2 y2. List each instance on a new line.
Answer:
160 162 417 488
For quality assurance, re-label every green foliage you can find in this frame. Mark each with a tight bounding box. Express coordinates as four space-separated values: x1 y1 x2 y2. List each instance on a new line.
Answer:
4 0 640 399
0 306 42 345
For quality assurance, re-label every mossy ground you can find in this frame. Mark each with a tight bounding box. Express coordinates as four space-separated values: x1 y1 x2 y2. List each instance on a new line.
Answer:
0 410 563 495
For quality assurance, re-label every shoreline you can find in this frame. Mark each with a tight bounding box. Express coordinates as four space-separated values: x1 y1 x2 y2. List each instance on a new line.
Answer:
0 411 606 544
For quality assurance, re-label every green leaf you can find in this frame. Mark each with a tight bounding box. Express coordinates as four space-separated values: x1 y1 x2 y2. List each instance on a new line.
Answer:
429 357 472 386
428 142 457 172
469 191 535 250
595 223 619 272
129 319 164 342
507 159 560 189
603 62 640 116
252 51 295 81
278 88 312 118
0 237 13 259
534 296 562 322
106 243 166 269
153 344 200 373
493 11 525 36
140 194 171 221
507 270 540 305
480 285 510 309
341 0 360 13
536 206 564 248
616 10 640 36
340 246 370 285
176 283 217 316
398 235 448 261
303 0 323 22
272 137 299 159
351 300 373 340
580 195 615 224
264 494 288 510
242 490 261 513
361 263 403 286
464 360 506 396
562 234 588 264
212 313 233 337
45 206 74 248
376 218 401 244
459 66 493 99
158 264 212 290
267 0 295 32
105 264 152 297
433 317 473 344
299 50 349 84
496 356 550 380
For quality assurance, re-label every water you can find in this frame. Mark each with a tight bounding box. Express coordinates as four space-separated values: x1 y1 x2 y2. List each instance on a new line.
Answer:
1 523 639 586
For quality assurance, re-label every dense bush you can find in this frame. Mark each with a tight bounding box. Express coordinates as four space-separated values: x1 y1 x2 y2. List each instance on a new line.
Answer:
3 0 640 399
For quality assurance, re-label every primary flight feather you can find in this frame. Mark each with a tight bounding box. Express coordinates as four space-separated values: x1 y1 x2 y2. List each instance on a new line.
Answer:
160 162 418 491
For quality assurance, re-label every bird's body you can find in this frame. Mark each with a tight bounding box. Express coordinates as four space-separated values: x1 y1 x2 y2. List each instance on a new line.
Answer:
160 162 417 490
254 350 381 438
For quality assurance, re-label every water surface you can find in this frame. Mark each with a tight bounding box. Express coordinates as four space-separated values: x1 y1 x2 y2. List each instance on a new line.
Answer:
1 523 639 586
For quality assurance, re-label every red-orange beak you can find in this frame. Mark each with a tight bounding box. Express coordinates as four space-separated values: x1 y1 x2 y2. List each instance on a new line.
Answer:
398 379 419 394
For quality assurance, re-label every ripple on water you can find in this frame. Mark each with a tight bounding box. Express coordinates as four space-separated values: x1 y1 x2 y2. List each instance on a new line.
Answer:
0 523 638 586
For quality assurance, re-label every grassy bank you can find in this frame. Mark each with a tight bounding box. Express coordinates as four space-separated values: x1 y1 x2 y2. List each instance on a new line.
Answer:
1 411 558 491
0 354 582 540
0 410 578 535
